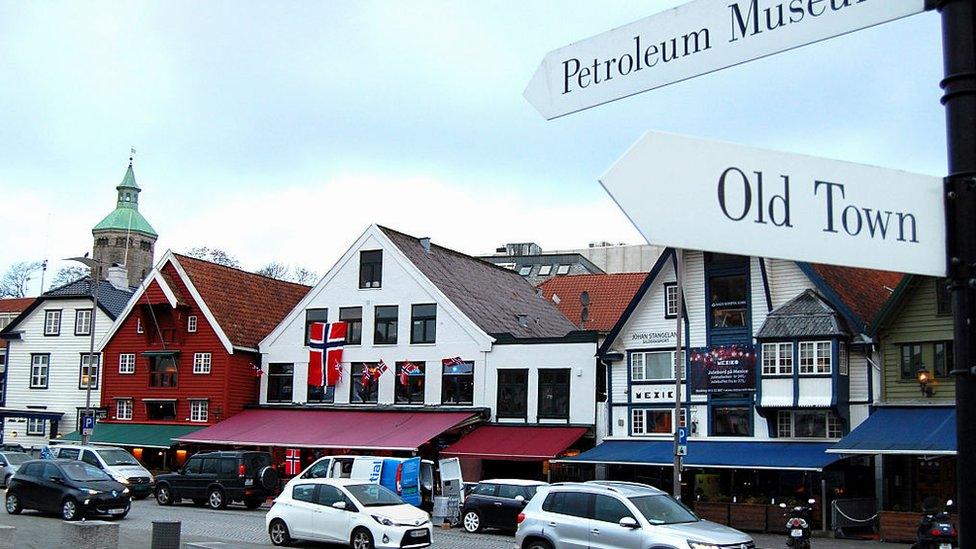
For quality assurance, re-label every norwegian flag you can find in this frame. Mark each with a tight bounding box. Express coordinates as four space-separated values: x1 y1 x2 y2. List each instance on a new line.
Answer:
361 364 373 388
250 363 264 377
308 322 347 387
284 448 301 476
399 361 421 386
376 360 389 377
442 356 464 367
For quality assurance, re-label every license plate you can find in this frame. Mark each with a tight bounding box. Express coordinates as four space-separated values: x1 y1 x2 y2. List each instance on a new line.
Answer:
108 508 125 515
791 529 803 537
409 530 426 538
244 478 253 486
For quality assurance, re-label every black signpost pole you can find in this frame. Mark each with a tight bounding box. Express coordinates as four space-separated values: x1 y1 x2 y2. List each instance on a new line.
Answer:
938 0 976 544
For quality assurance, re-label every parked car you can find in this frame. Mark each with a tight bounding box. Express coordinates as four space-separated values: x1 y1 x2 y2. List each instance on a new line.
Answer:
266 478 432 548
0 452 31 487
49 445 155 499
461 479 547 533
154 450 278 510
516 481 754 549
4 459 131 521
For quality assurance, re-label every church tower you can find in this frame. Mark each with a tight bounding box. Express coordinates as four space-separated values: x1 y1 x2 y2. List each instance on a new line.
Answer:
92 156 158 287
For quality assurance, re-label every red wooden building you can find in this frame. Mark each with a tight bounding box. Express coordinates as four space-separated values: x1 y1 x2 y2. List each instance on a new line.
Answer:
93 251 310 469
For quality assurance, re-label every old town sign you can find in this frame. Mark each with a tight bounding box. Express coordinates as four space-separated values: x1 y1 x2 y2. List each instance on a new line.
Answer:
524 0 925 119
600 131 945 276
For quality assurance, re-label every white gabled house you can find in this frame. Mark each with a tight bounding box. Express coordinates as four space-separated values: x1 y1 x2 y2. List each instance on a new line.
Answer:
183 225 598 481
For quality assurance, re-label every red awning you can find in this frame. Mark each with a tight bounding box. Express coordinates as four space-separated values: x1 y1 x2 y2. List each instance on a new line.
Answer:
176 409 478 451
440 425 588 461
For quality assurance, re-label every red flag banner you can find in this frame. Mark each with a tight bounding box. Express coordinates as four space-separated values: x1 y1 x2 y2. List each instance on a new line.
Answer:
309 321 347 387
284 448 301 476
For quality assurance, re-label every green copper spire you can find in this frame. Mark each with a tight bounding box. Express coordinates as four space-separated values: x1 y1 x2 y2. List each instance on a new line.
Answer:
92 158 158 237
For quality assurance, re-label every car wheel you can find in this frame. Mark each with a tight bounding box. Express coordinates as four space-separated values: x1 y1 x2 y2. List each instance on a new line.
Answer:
244 498 264 510
5 493 21 514
269 519 292 546
61 497 80 521
525 540 553 549
155 485 174 506
462 510 482 533
207 487 227 510
351 527 375 549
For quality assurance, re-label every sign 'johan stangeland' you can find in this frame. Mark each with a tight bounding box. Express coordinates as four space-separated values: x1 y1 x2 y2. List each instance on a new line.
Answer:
600 131 946 276
524 0 926 119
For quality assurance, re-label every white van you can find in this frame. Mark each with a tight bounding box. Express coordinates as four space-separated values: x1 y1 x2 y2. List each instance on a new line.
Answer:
49 445 155 499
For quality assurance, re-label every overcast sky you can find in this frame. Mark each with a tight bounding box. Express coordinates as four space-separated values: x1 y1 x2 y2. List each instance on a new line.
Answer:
0 1 946 294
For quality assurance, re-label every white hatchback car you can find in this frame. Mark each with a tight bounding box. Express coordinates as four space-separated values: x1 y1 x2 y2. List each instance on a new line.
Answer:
266 478 433 549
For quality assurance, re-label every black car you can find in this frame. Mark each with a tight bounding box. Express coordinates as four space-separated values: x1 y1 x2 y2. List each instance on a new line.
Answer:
5 459 131 521
461 479 547 533
154 451 278 510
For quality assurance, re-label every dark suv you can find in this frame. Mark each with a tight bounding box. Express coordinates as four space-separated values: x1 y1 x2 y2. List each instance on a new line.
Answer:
461 479 547 533
154 451 278 510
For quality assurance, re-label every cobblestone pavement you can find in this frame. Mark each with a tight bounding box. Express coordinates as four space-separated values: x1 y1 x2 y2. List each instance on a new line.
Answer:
0 495 909 548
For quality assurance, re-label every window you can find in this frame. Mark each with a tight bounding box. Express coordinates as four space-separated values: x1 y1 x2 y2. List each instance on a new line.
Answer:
777 410 792 438
339 307 362 345
556 265 571 275
81 450 99 467
709 274 747 328
472 483 497 497
267 363 294 403
761 343 793 375
542 491 590 518
187 315 197 333
26 418 46 436
900 344 924 380
827 413 844 438
410 304 436 344
184 458 202 474
538 265 552 276
935 341 954 378
518 266 532 276
441 361 474 404
119 353 135 374
632 409 673 435
395 362 426 404
593 494 636 524
74 309 92 336
351 363 380 404
374 306 398 345
936 278 951 316
630 351 681 381
799 341 831 374
116 399 133 421
201 458 218 474
317 485 345 506
307 383 335 404
305 309 328 345
193 353 212 374
663 283 680 318
839 342 849 375
136 317 144 334
778 410 845 439
496 369 528 419
149 355 178 387
219 458 236 475
293 484 317 503
43 310 61 336
712 406 750 436
145 400 176 421
538 369 570 419
29 354 49 388
190 400 209 422
359 250 382 289
79 353 99 389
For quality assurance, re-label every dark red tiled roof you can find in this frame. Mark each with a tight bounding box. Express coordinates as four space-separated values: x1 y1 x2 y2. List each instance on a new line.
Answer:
809 264 904 330
539 272 647 332
173 254 311 349
0 297 34 314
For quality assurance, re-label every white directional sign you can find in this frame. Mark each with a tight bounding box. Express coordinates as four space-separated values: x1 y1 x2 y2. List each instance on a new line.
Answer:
525 0 927 119
600 132 946 276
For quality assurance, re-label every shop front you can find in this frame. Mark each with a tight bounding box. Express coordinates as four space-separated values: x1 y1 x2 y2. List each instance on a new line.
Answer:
439 424 589 481
58 422 204 472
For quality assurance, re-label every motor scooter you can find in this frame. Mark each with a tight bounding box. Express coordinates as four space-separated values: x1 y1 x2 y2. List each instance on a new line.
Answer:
779 498 816 548
912 499 957 549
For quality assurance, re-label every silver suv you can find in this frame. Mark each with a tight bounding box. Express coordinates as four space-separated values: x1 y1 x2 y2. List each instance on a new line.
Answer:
515 481 754 549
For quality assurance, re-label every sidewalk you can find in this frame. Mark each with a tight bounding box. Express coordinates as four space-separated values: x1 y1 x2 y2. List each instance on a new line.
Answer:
752 533 909 548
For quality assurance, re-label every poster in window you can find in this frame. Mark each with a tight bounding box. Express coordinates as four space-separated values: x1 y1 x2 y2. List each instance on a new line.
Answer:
689 344 756 394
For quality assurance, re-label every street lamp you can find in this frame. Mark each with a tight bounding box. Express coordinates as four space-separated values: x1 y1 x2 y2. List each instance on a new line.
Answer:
65 255 102 445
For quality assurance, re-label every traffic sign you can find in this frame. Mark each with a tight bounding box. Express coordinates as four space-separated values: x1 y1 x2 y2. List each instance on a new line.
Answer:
600 131 946 276
81 415 95 436
524 0 926 120
676 426 689 456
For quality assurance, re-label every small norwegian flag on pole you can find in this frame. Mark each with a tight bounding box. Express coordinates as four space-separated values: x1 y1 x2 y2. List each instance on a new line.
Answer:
376 360 390 378
284 449 301 476
361 364 372 388
250 363 264 377
400 361 420 386
442 357 464 367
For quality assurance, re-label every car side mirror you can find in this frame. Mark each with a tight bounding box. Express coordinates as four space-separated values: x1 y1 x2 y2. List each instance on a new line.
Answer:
332 501 347 510
619 516 639 529
515 495 525 503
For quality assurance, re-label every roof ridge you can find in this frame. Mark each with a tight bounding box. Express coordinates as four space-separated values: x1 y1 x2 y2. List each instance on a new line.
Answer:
377 225 528 279
173 253 313 289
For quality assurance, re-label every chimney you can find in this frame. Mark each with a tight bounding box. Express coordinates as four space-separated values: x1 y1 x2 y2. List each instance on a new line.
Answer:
106 265 129 290
419 237 432 253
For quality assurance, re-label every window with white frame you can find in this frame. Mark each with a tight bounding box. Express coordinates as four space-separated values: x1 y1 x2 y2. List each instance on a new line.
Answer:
74 309 92 336
631 408 673 435
119 353 135 374
664 283 679 318
838 342 849 375
187 315 197 333
26 418 46 436
631 351 683 381
190 400 209 422
777 410 844 438
116 399 133 421
79 354 99 389
30 354 49 388
761 342 793 375
798 341 831 374
556 265 570 275
538 265 552 276
193 353 212 374
44 310 61 336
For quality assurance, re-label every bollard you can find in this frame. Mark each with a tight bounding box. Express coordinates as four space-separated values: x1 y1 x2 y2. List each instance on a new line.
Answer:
61 520 119 549
0 524 14 549
150 520 181 549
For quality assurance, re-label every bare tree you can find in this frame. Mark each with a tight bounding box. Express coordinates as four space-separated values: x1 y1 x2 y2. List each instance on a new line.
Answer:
184 246 241 268
291 266 318 285
256 262 290 280
49 265 89 289
0 261 43 297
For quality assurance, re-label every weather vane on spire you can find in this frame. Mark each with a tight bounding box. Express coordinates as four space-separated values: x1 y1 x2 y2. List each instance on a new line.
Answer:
129 147 136 165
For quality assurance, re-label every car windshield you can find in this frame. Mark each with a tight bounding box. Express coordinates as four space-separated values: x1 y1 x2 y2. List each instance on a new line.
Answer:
629 495 699 525
3 453 29 466
96 449 138 466
61 462 112 482
345 483 405 507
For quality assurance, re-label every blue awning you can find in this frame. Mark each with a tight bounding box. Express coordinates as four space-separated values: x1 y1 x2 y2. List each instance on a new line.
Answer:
558 440 842 471
827 406 955 455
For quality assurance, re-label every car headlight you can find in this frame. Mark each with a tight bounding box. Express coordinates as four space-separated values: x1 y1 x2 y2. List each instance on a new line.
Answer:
86 489 100 495
113 475 129 485
371 515 395 526
688 541 721 549
122 488 130 495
